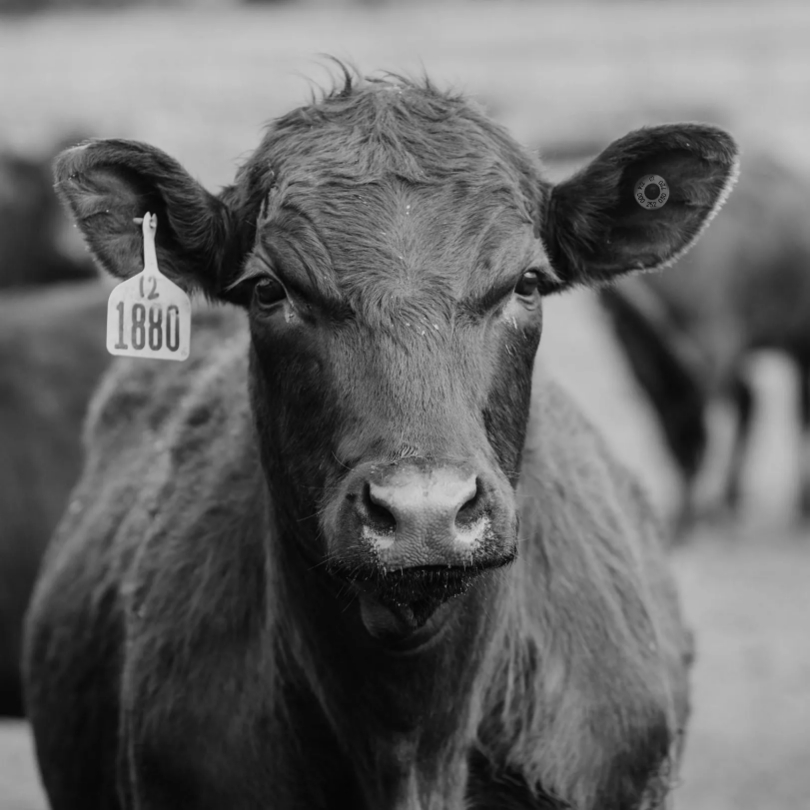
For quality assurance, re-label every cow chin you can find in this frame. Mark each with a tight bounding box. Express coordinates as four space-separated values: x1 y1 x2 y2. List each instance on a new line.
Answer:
340 553 516 648
327 540 517 645
326 520 518 642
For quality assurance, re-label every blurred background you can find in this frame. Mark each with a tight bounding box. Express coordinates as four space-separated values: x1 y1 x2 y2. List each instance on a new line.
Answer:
0 1 808 809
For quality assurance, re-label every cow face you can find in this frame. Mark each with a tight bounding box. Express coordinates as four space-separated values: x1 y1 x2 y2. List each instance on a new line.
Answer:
54 74 738 638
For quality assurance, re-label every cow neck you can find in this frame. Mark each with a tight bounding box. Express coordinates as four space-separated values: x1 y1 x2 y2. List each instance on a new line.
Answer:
263 493 512 809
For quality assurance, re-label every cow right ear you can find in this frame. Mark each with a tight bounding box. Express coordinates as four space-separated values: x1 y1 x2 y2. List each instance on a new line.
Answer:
54 139 245 301
541 124 739 291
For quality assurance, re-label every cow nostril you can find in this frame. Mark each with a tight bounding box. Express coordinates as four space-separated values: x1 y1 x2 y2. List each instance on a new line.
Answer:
359 482 397 533
455 477 485 527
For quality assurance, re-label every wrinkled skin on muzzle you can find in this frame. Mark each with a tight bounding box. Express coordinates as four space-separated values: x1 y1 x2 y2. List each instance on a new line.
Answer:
249 297 540 638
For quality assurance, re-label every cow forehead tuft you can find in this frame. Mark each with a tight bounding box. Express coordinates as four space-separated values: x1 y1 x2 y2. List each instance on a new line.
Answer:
239 71 543 199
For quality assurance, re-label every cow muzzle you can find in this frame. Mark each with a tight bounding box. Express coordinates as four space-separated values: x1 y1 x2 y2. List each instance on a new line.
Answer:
324 458 517 639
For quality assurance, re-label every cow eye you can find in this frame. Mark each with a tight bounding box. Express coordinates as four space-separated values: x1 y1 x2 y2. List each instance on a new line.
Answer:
514 269 541 298
254 277 286 308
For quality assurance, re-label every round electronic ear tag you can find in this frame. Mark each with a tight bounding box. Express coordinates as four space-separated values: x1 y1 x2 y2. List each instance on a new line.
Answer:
106 213 191 361
634 174 669 210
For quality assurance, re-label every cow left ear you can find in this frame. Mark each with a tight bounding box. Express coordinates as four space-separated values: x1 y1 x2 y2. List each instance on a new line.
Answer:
541 124 739 291
53 139 252 301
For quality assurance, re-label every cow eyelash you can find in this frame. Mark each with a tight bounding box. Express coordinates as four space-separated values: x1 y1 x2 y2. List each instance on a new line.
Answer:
224 265 268 295
225 249 294 304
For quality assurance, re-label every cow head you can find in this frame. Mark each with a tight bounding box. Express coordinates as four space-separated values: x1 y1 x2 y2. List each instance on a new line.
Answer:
54 73 737 642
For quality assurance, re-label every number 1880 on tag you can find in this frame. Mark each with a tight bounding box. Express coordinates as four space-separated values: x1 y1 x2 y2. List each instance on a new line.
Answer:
106 273 191 361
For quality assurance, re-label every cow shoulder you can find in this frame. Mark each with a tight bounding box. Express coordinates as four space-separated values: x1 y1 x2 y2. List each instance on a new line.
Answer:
40 304 254 586
72 304 262 601
23 305 272 805
90 310 277 805
490 372 690 809
82 305 243 449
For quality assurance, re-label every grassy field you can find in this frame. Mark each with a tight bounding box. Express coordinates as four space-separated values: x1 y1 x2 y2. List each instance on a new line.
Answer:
1 2 809 808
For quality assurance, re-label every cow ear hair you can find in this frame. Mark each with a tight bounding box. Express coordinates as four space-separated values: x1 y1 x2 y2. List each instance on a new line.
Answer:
54 139 247 300
541 124 739 291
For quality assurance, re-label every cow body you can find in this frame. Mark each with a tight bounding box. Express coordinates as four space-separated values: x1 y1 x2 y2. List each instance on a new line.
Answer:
26 321 688 810
600 152 810 530
24 72 737 809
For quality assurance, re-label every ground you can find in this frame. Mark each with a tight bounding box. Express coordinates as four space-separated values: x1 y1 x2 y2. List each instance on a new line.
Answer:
0 2 808 808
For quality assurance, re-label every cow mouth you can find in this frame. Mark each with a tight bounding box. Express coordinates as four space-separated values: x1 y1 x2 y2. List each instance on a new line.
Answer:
334 556 515 647
356 595 453 650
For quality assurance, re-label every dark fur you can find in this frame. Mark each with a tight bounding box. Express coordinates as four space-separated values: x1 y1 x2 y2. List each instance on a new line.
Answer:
25 70 736 809
595 151 810 530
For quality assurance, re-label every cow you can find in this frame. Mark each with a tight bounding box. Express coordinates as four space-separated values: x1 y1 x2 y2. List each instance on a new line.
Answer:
0 281 111 716
23 71 738 810
0 138 96 288
598 151 810 534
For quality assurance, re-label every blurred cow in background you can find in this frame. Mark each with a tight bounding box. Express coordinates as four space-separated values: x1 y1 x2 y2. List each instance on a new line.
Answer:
0 137 96 289
0 282 109 716
0 136 108 716
594 151 810 535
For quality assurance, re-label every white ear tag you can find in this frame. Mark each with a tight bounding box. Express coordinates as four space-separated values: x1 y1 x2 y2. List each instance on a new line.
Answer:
106 212 191 361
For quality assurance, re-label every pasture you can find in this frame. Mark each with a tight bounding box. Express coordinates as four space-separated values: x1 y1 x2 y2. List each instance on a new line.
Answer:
0 2 808 808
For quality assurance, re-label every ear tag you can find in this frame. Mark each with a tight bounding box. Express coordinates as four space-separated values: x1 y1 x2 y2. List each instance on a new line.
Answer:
634 174 669 210
106 212 191 361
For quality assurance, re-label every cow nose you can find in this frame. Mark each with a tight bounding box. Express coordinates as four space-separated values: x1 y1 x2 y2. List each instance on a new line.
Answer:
354 463 491 567
367 471 479 533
